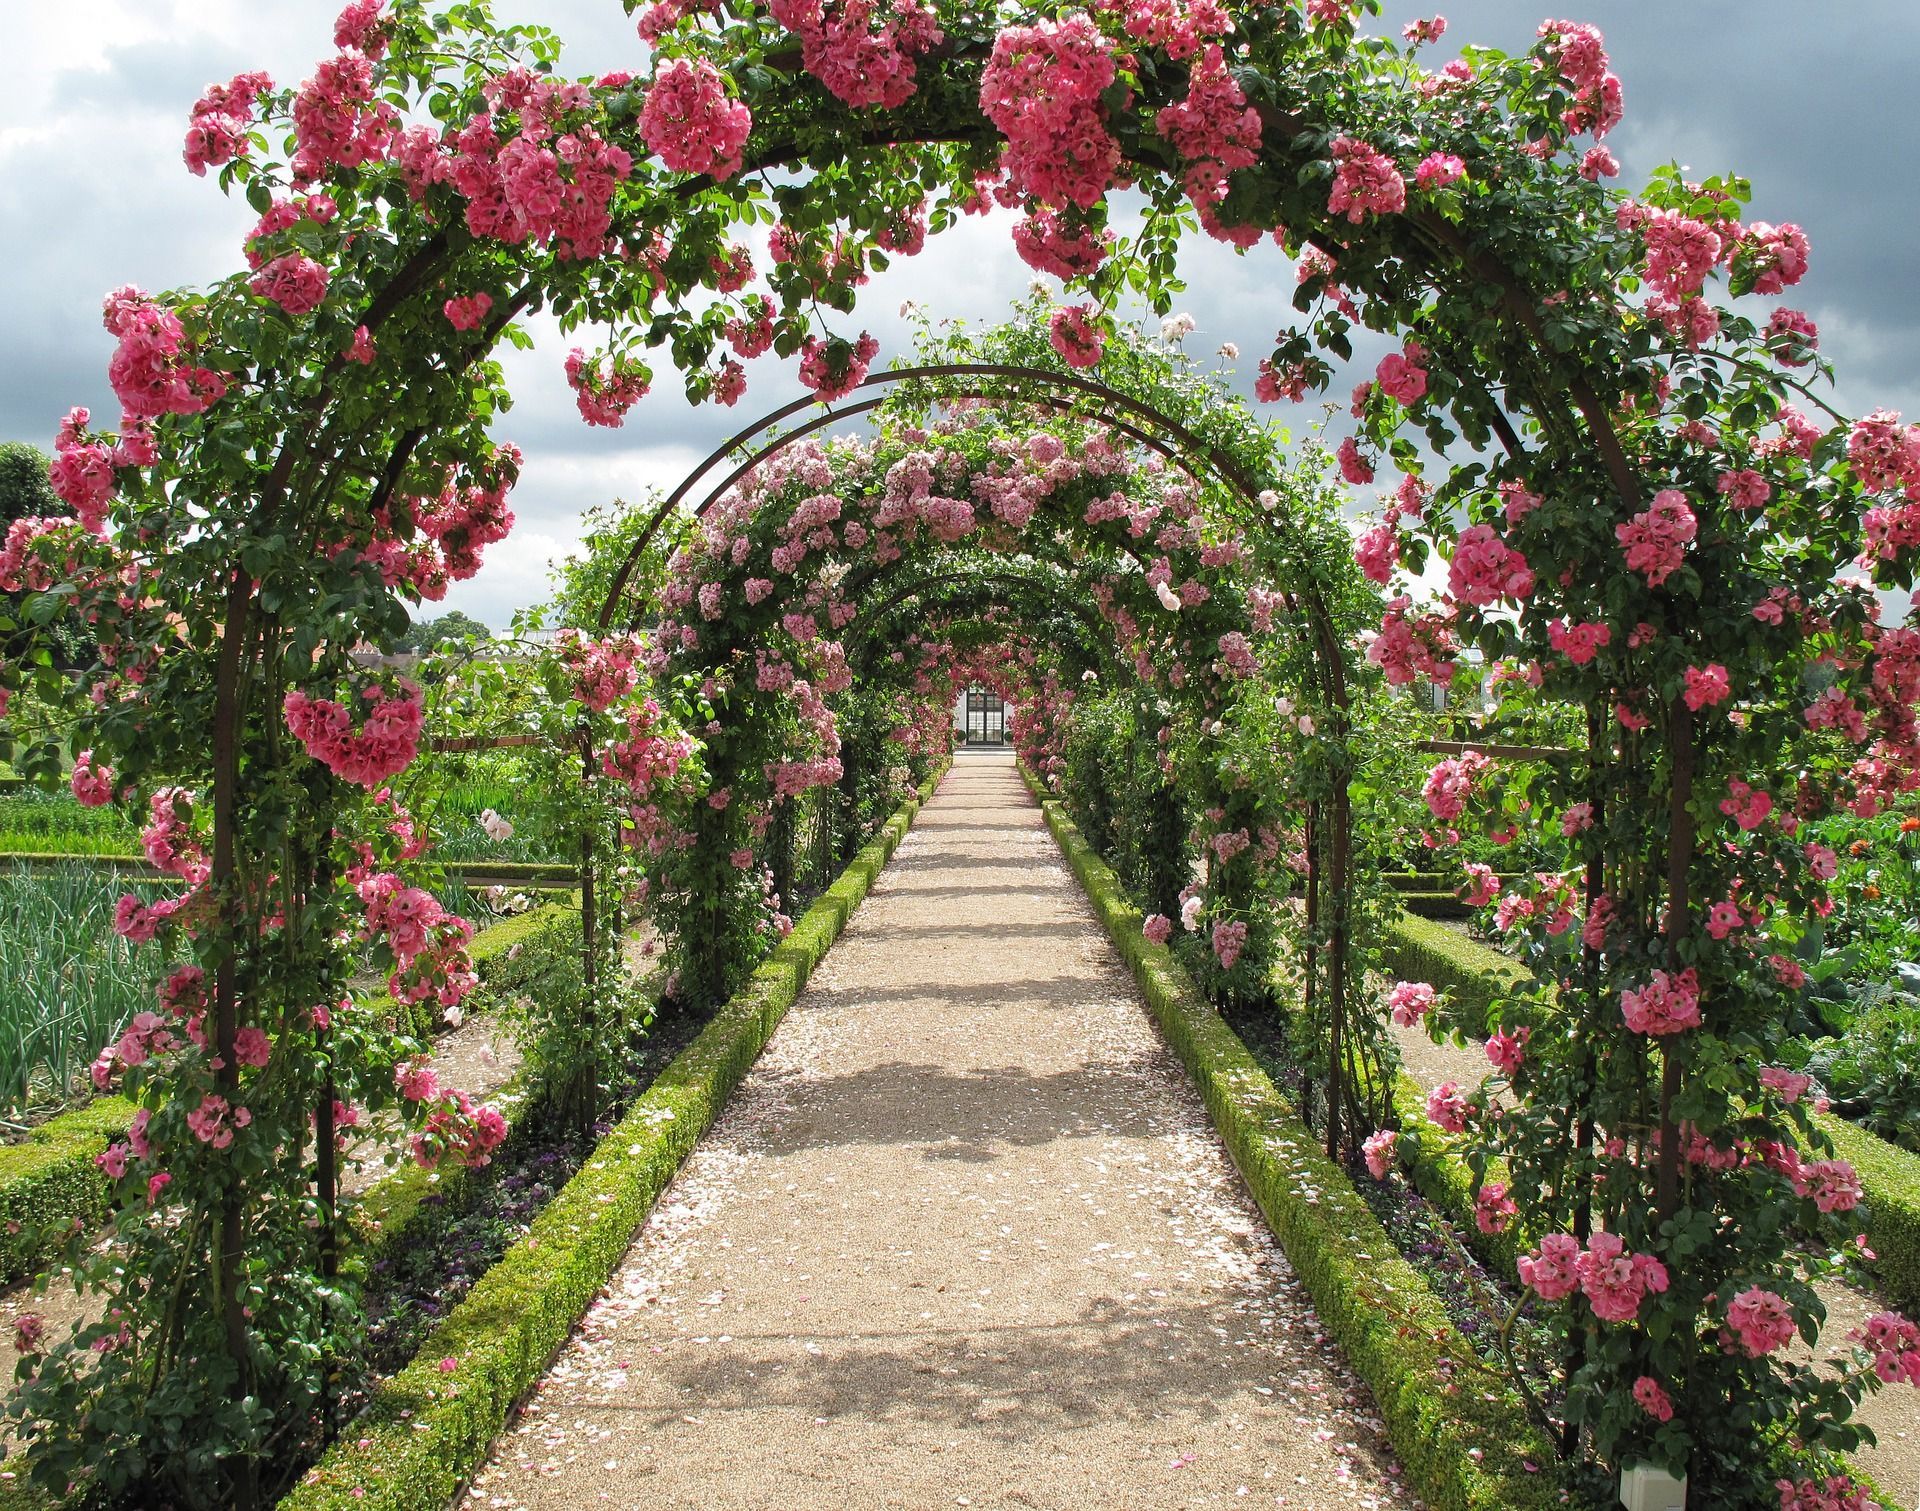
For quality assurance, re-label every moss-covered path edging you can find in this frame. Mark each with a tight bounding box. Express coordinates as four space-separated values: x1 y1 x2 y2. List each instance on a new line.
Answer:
281 767 944 1511
1022 764 1565 1511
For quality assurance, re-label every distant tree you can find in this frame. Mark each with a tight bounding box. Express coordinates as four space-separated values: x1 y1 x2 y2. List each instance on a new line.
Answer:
398 609 492 653
0 442 59 524
1 442 96 670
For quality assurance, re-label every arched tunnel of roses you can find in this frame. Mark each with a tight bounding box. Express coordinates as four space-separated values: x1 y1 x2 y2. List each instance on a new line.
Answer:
5 2 1919 1507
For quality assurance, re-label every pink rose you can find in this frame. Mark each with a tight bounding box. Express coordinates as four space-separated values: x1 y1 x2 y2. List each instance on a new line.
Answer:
1725 1286 1795 1357
1362 1129 1398 1180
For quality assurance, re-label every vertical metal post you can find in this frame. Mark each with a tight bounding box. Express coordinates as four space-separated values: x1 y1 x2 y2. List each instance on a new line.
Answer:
577 725 598 1131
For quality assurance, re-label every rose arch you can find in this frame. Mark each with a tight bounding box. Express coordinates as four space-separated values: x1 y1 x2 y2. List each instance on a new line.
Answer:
591 331 1370 1031
0 0 1917 1504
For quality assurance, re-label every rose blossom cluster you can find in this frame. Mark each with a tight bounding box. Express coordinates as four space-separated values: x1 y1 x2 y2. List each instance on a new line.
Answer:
113 886 211 946
1615 488 1697 587
90 1012 182 1092
798 332 880 401
186 1094 253 1150
1254 357 1320 403
1421 750 1488 822
1620 967 1702 1036
352 447 517 601
566 349 652 427
556 630 642 712
1519 1231 1669 1322
394 1059 508 1170
768 0 944 111
1413 152 1464 190
641 58 752 180
183 70 274 176
1367 595 1457 686
602 698 695 798
1012 208 1113 280
250 253 330 316
1424 1081 1469 1133
1375 341 1429 405
1855 1310 1920 1388
979 16 1120 208
1048 305 1105 369
1485 1025 1530 1075
1632 1376 1674 1422
46 408 132 534
1210 918 1247 971
1447 522 1534 607
1547 618 1611 666
1327 137 1405 223
1774 1477 1876 1511
140 788 209 884
1385 979 1436 1027
1475 1181 1517 1234
70 751 115 807
1845 409 1920 496
1153 44 1261 213
1353 520 1397 584
1535 18 1622 137
1362 1128 1398 1179
291 47 399 182
1724 1286 1797 1358
103 286 228 422
283 684 424 787
416 73 634 261
358 873 478 1009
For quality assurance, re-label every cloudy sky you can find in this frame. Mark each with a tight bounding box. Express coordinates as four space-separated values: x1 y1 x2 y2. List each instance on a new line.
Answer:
4 2 1913 628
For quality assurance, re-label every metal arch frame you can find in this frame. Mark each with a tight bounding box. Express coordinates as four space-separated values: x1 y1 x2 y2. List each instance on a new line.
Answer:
843 567 1117 675
599 360 1367 1161
593 363 1311 636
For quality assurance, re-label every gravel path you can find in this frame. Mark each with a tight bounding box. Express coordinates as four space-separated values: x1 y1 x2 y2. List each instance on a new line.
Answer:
462 753 1419 1511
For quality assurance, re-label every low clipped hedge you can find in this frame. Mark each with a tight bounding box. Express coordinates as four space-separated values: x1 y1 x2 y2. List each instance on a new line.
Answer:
1817 1112 1920 1309
1381 912 1532 1030
467 901 574 969
1396 890 1475 919
282 764 944 1511
1022 767 1562 1511
0 1099 137 1288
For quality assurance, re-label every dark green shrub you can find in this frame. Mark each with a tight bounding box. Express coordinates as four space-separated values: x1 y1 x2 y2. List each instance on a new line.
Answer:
1803 1003 1920 1153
